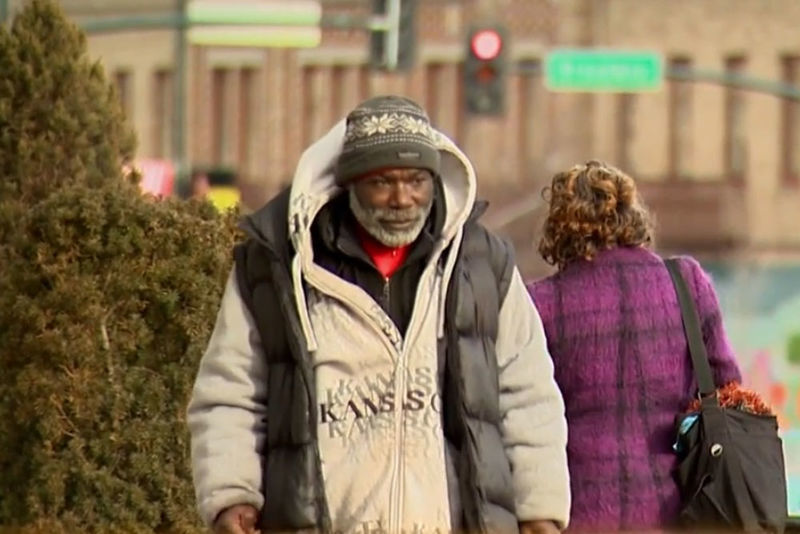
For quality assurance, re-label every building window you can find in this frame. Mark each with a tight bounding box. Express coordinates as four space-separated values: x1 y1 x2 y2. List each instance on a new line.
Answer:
113 69 133 119
454 61 464 140
781 55 800 186
424 62 462 141
358 64 371 102
517 59 546 177
238 68 256 175
301 65 317 147
616 93 635 173
331 65 347 120
668 57 693 179
152 69 173 159
724 56 747 182
424 62 445 121
210 68 230 166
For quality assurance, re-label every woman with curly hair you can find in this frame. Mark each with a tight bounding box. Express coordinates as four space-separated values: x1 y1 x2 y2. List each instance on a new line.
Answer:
527 160 742 532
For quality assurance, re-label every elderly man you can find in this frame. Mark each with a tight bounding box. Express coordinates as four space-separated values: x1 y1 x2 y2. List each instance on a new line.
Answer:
187 96 570 534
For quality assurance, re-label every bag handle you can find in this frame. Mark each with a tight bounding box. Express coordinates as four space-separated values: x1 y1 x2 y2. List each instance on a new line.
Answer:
665 258 717 397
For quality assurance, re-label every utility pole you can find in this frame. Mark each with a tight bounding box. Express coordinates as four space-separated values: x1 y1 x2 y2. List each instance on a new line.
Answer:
172 0 188 190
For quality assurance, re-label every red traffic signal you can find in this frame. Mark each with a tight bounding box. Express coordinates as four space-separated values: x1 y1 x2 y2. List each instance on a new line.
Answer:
470 29 503 61
464 24 508 115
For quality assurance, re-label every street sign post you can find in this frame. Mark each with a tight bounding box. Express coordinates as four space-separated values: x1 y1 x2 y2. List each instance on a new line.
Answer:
369 0 416 72
544 49 663 92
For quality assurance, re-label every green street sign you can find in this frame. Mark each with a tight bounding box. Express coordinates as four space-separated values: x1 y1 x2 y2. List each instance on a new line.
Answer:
544 49 663 92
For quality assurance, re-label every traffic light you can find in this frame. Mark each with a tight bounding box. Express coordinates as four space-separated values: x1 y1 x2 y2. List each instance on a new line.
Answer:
370 0 417 71
464 25 508 115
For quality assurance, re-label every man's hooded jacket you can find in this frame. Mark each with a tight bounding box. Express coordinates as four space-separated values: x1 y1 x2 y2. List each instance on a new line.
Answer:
187 120 570 533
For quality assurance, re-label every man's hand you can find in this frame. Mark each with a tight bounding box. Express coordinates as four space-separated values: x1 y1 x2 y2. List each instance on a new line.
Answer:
213 504 260 534
519 519 560 534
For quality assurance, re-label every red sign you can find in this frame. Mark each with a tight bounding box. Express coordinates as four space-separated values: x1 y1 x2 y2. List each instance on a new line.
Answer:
126 159 175 197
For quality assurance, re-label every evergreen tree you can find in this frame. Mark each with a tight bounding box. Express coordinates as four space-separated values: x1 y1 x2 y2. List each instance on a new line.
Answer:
0 2 239 532
0 0 135 203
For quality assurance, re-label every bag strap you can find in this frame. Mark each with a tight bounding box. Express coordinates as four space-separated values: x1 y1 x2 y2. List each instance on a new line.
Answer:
665 258 717 397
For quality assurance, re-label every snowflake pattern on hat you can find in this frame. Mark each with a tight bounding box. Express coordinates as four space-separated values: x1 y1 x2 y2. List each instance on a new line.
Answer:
344 112 436 144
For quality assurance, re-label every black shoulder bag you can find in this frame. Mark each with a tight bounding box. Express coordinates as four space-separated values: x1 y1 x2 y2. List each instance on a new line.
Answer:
666 258 788 533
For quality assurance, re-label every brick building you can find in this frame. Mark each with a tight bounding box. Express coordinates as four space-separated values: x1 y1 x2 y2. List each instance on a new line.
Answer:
5 0 800 276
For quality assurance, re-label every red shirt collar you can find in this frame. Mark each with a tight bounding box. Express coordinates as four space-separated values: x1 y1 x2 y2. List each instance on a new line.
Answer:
355 224 412 279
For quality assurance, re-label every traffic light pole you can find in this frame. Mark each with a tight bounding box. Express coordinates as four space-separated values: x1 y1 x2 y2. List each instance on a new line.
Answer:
366 0 407 71
382 0 401 71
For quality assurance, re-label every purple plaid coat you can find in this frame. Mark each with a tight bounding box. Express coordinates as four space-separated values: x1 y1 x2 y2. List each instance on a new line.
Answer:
527 246 742 532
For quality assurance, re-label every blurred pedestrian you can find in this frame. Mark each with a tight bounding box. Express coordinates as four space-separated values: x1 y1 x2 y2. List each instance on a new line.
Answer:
527 160 742 532
189 170 210 200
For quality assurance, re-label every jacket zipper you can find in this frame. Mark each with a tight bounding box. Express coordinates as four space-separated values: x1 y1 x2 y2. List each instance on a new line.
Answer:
388 272 437 533
382 277 390 308
390 339 406 534
380 275 403 533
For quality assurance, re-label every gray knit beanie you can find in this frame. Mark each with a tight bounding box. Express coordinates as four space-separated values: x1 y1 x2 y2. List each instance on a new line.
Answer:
335 95 441 186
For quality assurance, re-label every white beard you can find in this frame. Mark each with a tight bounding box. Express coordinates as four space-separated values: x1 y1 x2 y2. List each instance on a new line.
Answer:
348 188 433 247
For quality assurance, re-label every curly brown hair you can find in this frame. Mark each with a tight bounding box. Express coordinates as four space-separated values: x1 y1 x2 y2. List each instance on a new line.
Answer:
538 160 654 269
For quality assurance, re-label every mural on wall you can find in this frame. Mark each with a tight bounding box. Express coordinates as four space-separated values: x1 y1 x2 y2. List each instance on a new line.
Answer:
706 262 800 515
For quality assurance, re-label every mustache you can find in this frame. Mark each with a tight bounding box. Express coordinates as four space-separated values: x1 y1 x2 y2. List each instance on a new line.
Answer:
368 206 427 221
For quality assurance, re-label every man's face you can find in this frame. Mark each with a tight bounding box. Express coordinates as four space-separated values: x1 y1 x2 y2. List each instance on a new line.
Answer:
349 167 435 247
